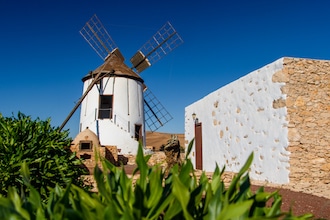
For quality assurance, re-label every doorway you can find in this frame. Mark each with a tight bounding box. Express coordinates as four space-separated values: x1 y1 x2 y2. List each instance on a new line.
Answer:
135 124 142 142
195 122 203 170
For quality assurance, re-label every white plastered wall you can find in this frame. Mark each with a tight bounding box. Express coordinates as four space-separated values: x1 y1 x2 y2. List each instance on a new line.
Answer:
80 76 144 155
185 58 290 184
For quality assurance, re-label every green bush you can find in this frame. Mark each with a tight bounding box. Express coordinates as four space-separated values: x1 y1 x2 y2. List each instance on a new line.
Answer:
0 140 313 219
0 112 88 198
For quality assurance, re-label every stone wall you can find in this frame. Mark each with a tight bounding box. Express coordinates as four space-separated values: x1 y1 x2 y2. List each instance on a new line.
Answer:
273 57 330 185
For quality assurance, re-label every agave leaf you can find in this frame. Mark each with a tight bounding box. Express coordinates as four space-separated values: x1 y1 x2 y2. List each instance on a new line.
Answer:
104 205 122 219
147 191 175 220
61 209 82 220
233 174 251 203
187 183 204 216
172 174 194 220
178 159 195 188
240 153 254 174
210 164 225 194
185 139 194 159
119 165 133 205
94 166 111 203
102 157 118 173
266 194 282 217
164 199 183 220
225 152 253 203
217 200 253 220
255 191 279 203
8 187 31 220
205 186 223 220
256 186 265 194
27 186 43 212
146 166 163 208
71 184 104 218
133 184 145 218
135 144 148 192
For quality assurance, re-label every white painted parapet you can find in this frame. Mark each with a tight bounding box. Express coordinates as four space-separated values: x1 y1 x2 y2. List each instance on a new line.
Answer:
185 58 290 184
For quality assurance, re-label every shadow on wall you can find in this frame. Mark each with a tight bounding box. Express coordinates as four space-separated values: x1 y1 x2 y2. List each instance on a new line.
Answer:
105 148 129 166
118 155 129 165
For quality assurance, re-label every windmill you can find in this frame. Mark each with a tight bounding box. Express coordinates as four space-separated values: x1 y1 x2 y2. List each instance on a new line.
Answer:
60 15 183 154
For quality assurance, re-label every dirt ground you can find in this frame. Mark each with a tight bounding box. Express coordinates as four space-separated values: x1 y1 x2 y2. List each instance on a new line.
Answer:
145 132 330 219
145 131 184 150
250 185 330 219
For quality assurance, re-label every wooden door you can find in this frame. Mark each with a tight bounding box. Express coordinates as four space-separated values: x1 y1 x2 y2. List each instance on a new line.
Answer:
195 122 203 170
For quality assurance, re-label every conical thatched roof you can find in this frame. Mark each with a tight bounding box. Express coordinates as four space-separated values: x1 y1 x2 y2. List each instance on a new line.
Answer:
82 49 143 83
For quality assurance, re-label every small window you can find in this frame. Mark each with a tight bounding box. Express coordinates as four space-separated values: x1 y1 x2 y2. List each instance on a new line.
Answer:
135 124 142 142
99 95 113 119
79 141 93 151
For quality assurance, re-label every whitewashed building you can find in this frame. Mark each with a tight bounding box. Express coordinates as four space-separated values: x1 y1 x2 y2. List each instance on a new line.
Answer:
78 53 145 155
185 57 330 185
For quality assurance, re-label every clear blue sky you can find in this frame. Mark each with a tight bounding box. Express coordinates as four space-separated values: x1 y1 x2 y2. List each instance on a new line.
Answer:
1 0 330 137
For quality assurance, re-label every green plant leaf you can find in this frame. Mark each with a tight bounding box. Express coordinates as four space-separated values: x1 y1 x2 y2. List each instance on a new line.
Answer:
185 139 194 159
20 161 30 186
0 113 87 198
135 143 148 192
225 152 254 203
164 199 183 220
8 187 31 220
266 194 282 217
147 191 175 220
205 184 224 220
255 191 278 203
172 174 194 220
146 166 163 208
217 200 253 220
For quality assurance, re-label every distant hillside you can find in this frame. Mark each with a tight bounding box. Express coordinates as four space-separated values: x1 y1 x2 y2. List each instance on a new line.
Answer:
146 131 184 150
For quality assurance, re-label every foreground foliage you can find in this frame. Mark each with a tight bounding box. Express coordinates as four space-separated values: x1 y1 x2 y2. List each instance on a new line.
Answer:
0 112 88 199
0 139 313 219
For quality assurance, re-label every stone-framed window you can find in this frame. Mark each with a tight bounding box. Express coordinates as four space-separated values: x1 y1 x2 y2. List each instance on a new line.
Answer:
79 140 93 151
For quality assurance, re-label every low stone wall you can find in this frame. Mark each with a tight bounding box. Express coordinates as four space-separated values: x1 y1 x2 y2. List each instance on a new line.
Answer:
273 57 330 185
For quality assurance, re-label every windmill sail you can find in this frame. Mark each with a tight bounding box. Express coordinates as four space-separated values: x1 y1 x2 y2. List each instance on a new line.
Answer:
80 14 118 60
59 63 112 131
143 88 173 132
61 15 181 133
60 15 120 131
130 21 183 73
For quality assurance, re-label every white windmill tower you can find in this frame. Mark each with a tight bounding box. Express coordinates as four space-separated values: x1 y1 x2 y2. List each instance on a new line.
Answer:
60 15 183 155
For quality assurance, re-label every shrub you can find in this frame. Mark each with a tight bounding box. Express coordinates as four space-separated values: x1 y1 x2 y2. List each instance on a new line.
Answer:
0 112 88 198
0 140 313 219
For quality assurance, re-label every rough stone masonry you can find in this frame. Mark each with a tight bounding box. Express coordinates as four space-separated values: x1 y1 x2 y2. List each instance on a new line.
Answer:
273 57 329 185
